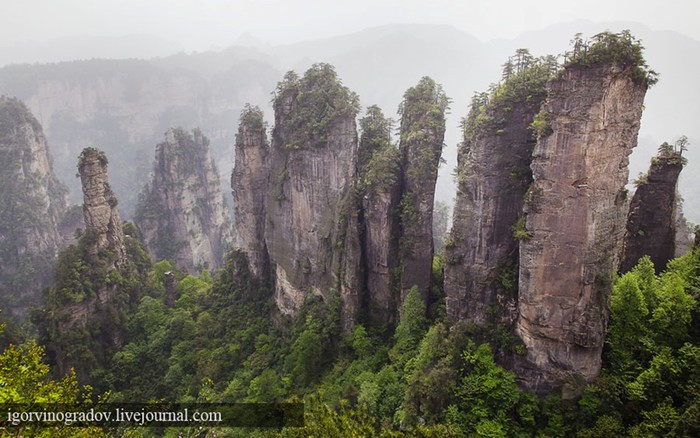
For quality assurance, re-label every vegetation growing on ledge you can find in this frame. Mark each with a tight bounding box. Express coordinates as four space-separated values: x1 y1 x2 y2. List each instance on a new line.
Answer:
77 146 108 170
237 104 266 133
635 136 689 186
399 76 449 196
655 135 689 166
564 30 659 86
358 105 400 195
398 76 450 146
462 50 555 145
0 96 44 141
273 63 360 150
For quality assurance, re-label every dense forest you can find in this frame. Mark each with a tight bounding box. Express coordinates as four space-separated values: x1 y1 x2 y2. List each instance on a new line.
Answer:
0 31 698 437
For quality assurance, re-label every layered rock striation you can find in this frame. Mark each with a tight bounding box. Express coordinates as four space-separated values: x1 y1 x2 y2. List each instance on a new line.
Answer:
135 128 233 273
516 53 652 394
232 106 270 278
264 65 360 318
0 97 68 319
445 60 549 326
397 77 449 302
232 66 448 329
78 147 126 266
620 149 685 273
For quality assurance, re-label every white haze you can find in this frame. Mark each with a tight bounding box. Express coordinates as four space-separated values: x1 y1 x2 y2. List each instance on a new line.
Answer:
1 0 699 55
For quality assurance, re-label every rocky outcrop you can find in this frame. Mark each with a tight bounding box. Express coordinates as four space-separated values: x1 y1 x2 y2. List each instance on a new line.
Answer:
232 67 448 329
232 106 270 278
0 97 68 320
516 59 650 394
397 77 448 303
135 128 233 273
445 61 548 326
78 147 126 265
265 65 360 318
620 152 684 273
38 149 152 382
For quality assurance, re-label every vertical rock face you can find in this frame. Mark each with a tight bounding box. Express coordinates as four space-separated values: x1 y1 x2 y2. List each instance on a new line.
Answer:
397 77 448 302
357 106 402 326
265 65 360 317
135 128 233 273
620 153 684 273
0 96 68 319
516 61 649 394
78 147 126 265
445 62 548 325
232 106 270 278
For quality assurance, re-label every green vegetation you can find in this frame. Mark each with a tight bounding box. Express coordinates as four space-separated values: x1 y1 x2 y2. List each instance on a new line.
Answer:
3 239 698 436
0 324 107 437
273 63 360 150
462 49 554 146
398 77 449 185
655 135 689 166
238 104 266 133
358 105 401 195
564 30 659 86
33 221 152 389
511 216 532 241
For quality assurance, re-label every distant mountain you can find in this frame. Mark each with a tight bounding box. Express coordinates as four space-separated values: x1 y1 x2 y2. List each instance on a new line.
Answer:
0 22 697 222
0 35 184 67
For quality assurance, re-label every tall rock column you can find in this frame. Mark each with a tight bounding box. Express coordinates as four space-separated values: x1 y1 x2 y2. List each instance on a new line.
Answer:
445 60 549 325
516 40 653 394
620 147 685 273
265 64 360 319
357 106 402 326
397 77 448 303
78 147 126 266
134 128 233 273
232 105 270 278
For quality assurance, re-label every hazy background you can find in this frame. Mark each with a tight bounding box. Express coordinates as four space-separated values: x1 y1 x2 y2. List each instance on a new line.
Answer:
1 0 698 223
2 0 699 53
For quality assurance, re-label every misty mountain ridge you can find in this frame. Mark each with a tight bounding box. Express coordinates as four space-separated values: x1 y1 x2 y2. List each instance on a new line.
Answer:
0 20 697 222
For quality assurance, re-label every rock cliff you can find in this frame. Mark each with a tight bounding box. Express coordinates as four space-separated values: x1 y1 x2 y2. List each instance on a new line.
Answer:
232 106 270 278
0 97 68 320
232 67 448 329
397 77 449 303
357 106 402 326
264 65 360 318
135 128 233 273
78 147 126 266
445 59 549 326
516 45 652 394
620 148 685 273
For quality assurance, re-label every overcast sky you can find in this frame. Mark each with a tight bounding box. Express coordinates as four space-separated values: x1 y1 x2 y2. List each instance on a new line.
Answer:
2 0 698 51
